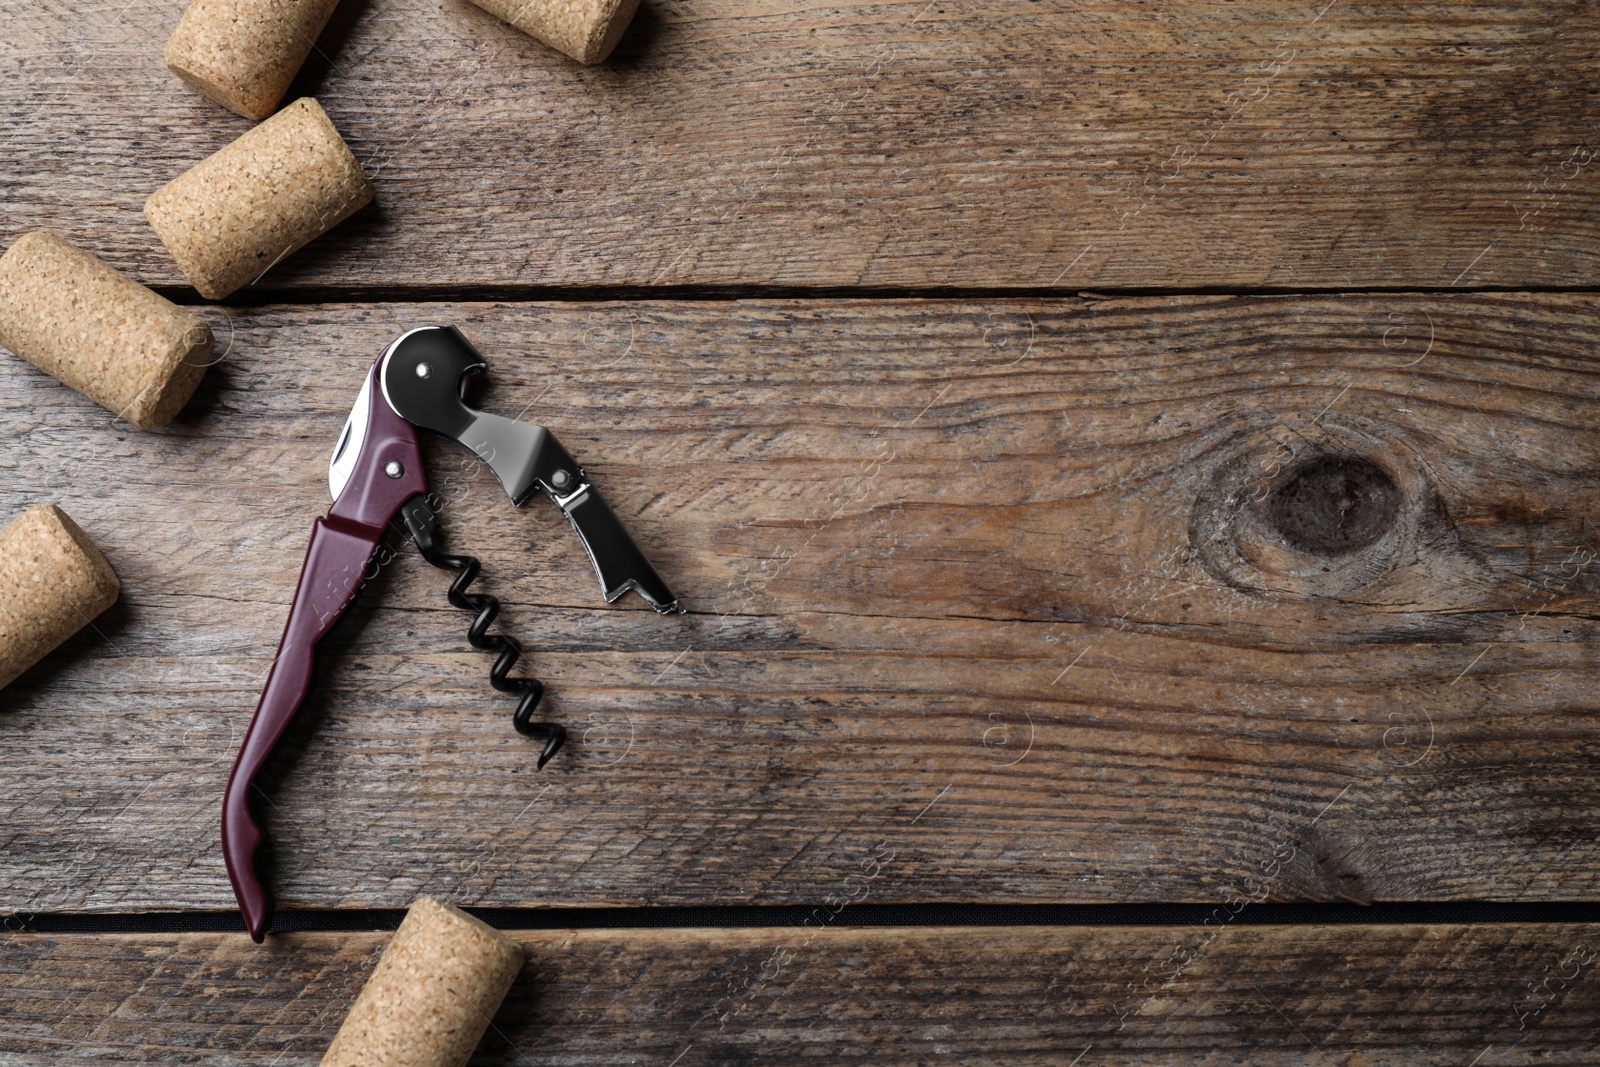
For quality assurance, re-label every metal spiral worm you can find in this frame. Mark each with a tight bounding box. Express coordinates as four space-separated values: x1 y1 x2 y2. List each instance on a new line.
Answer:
400 496 566 768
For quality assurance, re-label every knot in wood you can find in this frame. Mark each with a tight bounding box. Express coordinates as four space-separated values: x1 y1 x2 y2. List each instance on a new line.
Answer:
1189 419 1442 600
1263 456 1401 557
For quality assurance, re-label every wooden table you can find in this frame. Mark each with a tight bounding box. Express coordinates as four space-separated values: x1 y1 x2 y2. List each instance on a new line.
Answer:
4 0 1600 1062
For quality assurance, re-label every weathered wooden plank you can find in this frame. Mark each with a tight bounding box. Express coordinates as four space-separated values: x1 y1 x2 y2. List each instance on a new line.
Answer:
5 1 1600 290
3 924 1599 1064
2 295 1599 913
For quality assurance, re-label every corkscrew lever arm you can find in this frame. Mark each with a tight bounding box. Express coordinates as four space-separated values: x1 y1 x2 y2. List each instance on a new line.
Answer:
380 325 681 615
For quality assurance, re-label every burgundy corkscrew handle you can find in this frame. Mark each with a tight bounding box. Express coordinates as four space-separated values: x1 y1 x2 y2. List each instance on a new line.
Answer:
222 517 383 941
224 357 427 942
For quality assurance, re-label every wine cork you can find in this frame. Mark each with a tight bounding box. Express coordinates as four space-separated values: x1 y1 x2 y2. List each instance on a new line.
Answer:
0 504 120 691
468 0 640 63
0 231 213 430
164 0 343 120
321 898 523 1067
145 97 373 300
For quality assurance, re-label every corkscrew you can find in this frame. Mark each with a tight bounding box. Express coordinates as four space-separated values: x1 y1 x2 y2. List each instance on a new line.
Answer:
223 325 680 942
399 493 561 767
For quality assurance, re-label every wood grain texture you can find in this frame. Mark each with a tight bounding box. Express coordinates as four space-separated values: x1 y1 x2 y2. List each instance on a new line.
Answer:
3 295 1600 914
5 0 1600 290
4 924 1600 1064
